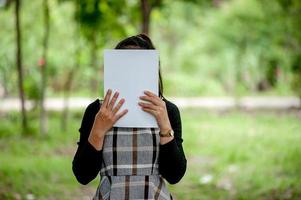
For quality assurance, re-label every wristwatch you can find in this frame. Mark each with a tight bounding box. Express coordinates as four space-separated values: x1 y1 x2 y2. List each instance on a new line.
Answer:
159 128 174 137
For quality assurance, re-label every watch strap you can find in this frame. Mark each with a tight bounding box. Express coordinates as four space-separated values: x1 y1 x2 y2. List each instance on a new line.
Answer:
159 129 174 137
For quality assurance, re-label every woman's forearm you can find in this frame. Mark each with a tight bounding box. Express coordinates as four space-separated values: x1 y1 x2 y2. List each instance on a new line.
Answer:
160 136 174 145
159 138 187 184
72 136 103 185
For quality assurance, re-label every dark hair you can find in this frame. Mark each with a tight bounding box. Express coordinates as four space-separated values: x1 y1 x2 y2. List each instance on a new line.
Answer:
114 33 164 99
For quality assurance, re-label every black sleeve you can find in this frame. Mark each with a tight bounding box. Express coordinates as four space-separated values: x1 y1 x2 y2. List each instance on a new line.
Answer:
72 99 103 185
158 103 187 184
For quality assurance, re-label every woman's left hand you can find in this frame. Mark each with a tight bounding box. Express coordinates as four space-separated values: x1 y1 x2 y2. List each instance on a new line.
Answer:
138 90 172 132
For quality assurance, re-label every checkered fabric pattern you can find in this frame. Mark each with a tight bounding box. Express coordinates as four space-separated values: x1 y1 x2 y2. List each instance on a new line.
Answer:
92 127 173 200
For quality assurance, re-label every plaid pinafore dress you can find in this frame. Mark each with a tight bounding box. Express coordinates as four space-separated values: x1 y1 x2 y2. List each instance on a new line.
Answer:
92 127 173 200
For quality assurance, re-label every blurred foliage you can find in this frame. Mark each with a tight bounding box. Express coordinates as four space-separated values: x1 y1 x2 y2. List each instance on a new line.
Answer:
1 1 301 198
152 0 301 96
0 0 300 97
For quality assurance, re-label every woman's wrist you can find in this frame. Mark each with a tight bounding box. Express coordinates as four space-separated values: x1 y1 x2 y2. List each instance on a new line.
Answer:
159 123 172 133
88 129 105 151
159 124 174 145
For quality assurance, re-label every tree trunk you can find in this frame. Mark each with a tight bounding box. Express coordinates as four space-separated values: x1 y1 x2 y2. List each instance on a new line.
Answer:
0 68 9 97
90 31 99 95
15 0 28 134
140 0 152 35
61 69 75 131
40 0 50 135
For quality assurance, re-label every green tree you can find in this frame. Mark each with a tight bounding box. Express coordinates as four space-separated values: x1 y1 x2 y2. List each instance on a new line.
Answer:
71 0 127 94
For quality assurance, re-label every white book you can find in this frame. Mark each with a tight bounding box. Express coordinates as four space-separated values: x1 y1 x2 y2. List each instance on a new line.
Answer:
103 49 159 128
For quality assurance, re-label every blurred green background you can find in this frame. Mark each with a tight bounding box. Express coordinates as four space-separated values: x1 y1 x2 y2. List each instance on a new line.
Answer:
0 0 301 199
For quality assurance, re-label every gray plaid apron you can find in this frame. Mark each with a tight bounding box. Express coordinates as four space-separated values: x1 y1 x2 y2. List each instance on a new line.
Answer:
92 127 173 200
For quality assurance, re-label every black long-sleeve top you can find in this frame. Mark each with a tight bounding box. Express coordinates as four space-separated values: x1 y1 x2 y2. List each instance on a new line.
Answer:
72 97 187 185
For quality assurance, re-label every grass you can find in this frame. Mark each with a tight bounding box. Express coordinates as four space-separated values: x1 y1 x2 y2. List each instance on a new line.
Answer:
169 108 301 200
0 108 301 199
0 110 100 200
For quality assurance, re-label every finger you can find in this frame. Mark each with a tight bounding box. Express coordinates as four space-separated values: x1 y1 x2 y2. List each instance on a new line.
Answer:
112 98 125 114
108 91 119 110
141 107 158 116
139 95 161 106
138 102 158 110
144 90 163 101
144 90 157 97
103 89 112 108
114 109 128 121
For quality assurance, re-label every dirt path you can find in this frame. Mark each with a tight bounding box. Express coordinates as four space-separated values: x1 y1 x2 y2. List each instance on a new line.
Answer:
0 96 300 111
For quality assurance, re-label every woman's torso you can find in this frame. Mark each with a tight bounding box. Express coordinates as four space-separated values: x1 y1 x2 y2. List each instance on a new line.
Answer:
92 127 173 200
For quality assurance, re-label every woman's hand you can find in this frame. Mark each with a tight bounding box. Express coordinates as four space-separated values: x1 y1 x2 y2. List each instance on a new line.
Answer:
138 90 172 134
88 89 128 150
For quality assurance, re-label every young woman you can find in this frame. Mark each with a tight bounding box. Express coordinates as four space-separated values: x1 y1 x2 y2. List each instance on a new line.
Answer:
72 33 187 200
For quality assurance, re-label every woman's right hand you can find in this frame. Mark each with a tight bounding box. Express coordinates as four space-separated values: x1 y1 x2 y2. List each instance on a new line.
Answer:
88 89 128 150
